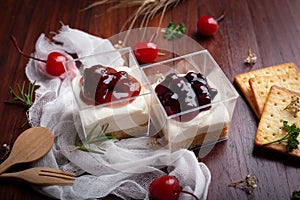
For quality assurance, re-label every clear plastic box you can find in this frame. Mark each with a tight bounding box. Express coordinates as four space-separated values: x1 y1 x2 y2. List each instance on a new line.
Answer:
65 48 239 152
65 48 153 140
141 50 239 152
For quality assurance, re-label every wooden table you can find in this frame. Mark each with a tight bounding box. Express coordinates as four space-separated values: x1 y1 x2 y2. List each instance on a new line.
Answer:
1 0 300 199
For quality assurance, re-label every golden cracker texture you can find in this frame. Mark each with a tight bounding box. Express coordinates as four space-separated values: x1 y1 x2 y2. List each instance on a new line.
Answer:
249 71 300 117
234 62 298 117
254 86 300 158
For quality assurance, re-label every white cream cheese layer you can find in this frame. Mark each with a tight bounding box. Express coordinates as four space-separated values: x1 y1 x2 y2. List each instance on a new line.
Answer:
152 74 230 146
166 102 229 142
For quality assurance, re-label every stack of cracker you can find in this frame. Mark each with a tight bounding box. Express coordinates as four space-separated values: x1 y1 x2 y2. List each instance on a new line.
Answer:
234 62 300 158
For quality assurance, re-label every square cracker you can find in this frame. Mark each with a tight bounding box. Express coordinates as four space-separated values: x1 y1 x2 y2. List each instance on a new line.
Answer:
249 71 300 117
254 86 300 158
234 62 298 117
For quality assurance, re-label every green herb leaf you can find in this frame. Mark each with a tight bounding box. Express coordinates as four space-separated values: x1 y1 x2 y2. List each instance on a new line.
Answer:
292 190 300 200
71 123 115 154
264 121 300 152
6 80 36 109
164 22 186 40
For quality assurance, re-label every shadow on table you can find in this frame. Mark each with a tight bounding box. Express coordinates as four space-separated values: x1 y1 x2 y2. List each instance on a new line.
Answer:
252 146 300 168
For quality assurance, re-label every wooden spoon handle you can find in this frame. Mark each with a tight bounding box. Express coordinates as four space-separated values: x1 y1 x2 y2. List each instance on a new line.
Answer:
0 157 15 174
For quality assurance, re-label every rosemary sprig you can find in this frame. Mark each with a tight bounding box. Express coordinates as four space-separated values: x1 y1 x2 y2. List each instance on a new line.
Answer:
6 80 36 109
71 123 115 154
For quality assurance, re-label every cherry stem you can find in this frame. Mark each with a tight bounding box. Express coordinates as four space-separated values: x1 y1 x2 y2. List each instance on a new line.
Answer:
149 32 156 43
10 35 46 63
216 10 225 22
176 190 200 200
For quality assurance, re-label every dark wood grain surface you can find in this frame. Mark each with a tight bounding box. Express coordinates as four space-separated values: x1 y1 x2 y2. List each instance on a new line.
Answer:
1 0 300 199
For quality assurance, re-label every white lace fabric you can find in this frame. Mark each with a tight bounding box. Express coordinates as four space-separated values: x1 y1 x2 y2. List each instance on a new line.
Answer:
26 25 211 200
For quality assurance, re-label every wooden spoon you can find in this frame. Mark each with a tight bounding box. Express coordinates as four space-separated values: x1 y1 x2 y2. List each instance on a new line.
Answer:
0 127 54 174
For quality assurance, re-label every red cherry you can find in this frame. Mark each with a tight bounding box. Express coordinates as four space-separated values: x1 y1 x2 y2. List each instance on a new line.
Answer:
133 41 158 64
10 35 68 77
149 175 200 200
149 175 181 200
197 16 219 36
197 12 225 36
45 52 68 76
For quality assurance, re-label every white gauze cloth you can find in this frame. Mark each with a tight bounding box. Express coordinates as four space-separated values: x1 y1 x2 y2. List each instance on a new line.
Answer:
25 25 211 200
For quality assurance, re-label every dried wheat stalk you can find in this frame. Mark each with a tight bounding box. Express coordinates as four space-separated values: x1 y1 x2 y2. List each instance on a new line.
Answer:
83 0 182 46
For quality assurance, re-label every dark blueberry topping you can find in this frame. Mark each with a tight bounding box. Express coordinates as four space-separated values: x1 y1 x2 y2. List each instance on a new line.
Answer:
155 71 217 121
